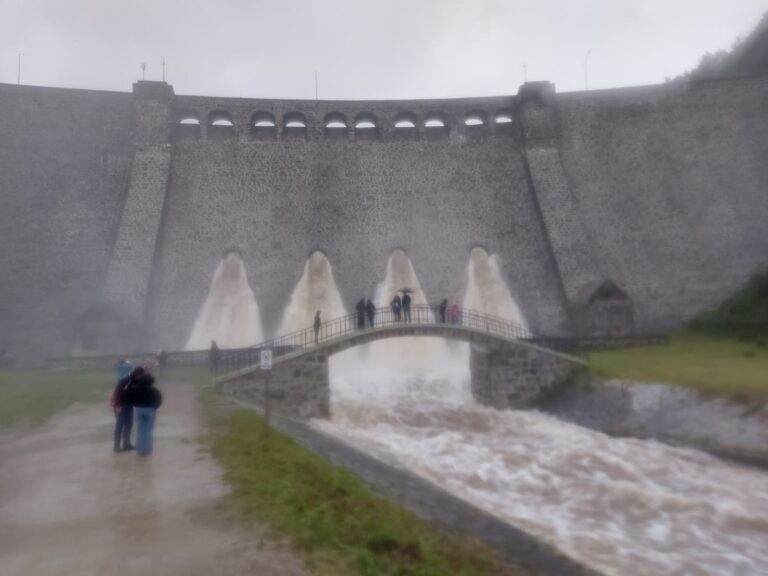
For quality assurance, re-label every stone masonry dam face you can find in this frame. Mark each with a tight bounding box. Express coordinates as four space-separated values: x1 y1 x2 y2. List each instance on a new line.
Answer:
1 77 768 357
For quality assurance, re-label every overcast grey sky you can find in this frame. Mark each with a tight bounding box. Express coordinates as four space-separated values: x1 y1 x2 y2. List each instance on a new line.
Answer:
1 0 765 99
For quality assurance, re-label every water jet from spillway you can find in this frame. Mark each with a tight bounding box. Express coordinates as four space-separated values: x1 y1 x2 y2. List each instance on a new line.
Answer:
464 247 528 330
329 249 470 405
278 251 347 334
185 252 263 350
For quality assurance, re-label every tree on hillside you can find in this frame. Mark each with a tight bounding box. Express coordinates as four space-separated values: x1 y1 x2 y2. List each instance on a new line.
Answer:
674 12 768 81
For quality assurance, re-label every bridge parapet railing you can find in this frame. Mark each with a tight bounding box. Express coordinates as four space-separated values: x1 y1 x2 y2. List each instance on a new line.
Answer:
218 305 533 374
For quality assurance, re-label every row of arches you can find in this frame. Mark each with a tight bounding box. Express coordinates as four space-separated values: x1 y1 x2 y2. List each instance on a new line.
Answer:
177 109 515 133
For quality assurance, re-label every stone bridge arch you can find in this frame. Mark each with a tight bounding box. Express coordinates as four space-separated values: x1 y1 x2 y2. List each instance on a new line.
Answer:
216 313 584 419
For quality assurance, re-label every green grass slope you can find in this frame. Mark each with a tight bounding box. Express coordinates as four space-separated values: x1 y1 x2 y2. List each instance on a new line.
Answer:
690 271 768 341
0 370 112 429
587 334 768 399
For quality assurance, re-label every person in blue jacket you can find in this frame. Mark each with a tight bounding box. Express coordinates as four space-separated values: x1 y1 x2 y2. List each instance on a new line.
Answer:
125 366 163 456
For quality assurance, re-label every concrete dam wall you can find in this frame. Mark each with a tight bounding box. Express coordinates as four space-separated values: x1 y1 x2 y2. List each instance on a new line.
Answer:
1 76 767 357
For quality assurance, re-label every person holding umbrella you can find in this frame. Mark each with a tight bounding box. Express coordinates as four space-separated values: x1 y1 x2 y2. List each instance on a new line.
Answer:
313 310 322 343
365 299 376 328
401 289 412 323
356 298 366 330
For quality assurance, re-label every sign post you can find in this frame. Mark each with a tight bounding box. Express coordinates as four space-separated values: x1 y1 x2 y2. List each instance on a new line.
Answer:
260 349 273 437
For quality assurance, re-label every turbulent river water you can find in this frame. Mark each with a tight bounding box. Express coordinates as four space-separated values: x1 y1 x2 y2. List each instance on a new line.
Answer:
318 343 768 576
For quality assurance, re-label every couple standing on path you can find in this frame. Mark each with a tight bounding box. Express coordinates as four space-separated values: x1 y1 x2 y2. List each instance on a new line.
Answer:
356 298 376 329
111 360 163 455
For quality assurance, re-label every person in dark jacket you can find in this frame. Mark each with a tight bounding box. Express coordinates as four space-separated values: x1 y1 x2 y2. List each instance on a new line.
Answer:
209 340 220 374
313 310 322 344
356 298 366 330
365 299 375 328
156 348 168 377
391 294 402 322
438 298 448 323
125 366 163 456
402 292 412 323
111 360 134 452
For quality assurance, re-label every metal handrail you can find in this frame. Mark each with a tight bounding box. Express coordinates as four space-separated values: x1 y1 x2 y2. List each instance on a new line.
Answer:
218 304 533 374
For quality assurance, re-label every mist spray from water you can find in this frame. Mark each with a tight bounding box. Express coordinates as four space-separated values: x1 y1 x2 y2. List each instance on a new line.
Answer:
186 252 263 350
464 247 528 330
278 251 347 334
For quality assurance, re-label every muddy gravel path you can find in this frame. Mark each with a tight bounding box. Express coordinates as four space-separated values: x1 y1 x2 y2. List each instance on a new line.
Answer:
0 381 307 576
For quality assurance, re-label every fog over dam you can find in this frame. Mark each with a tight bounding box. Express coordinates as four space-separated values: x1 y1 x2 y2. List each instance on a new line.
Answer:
1 76 768 357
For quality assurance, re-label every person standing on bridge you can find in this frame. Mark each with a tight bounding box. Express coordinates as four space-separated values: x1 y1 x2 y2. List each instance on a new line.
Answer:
402 292 412 323
356 298 366 330
209 340 220 374
449 303 461 325
391 294 402 322
439 298 448 323
156 348 168 378
313 310 321 344
365 299 375 328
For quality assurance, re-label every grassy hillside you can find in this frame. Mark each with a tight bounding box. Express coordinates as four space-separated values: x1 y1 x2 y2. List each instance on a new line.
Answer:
0 370 112 429
587 334 768 400
588 271 768 398
690 271 768 341
0 367 210 430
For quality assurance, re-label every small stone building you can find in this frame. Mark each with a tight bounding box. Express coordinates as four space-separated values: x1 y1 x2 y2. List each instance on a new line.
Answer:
573 279 635 337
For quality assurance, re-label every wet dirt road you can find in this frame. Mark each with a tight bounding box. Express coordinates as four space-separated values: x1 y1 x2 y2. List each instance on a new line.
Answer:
0 382 307 576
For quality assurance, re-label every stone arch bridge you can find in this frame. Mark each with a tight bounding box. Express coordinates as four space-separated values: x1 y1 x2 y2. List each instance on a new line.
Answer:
216 306 585 419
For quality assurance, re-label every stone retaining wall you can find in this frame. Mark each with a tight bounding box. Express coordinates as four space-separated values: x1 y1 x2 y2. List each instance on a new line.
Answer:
217 354 329 419
470 343 585 409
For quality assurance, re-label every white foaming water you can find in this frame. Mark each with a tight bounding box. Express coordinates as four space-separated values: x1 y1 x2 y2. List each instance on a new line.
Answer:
315 388 768 576
314 250 768 576
464 247 528 330
277 251 347 333
186 252 263 349
329 249 464 398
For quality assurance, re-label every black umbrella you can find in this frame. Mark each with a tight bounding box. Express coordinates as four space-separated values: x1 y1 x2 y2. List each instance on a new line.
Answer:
399 288 414 294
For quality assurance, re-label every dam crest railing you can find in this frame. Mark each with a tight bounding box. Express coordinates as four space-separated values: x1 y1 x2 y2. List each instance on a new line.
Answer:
219 305 533 373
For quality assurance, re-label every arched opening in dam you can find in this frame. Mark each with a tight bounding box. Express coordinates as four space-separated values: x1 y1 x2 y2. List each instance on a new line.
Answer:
177 110 201 125
394 113 417 128
324 113 347 129
252 112 276 127
185 251 263 350
424 113 447 128
464 111 486 126
208 110 234 127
